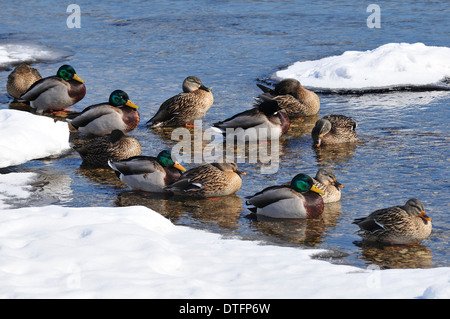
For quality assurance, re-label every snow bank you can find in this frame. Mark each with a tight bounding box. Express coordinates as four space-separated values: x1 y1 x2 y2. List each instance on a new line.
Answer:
0 42 71 70
0 204 448 299
274 43 450 91
0 172 36 209
0 109 70 168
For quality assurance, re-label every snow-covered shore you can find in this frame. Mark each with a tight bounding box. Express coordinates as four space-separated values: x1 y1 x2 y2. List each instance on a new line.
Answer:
0 109 449 299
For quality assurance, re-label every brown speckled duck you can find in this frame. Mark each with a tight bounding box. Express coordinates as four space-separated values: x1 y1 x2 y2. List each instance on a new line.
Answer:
311 114 358 147
6 63 42 99
256 78 320 118
353 198 432 245
108 150 186 193
69 90 140 136
165 162 245 198
246 173 324 219
146 76 213 127
72 130 142 168
313 168 343 203
18 65 85 114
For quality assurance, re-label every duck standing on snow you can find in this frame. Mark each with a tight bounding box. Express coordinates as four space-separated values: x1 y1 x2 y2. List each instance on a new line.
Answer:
69 90 140 136
72 130 142 168
18 64 85 114
352 198 432 245
256 78 320 119
212 99 290 141
7 63 42 100
165 162 245 198
146 76 213 127
311 114 358 147
312 168 344 203
246 173 324 219
108 150 186 193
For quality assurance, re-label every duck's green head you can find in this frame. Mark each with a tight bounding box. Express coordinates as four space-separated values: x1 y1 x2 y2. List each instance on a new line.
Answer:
290 173 324 194
57 65 84 83
157 150 186 172
109 90 139 109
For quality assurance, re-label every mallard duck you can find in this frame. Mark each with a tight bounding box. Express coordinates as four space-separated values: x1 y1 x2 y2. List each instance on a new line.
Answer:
6 63 42 99
72 130 142 168
311 114 358 147
212 100 290 141
246 173 324 219
68 90 140 136
256 78 320 118
313 168 343 203
18 64 85 114
353 198 432 245
146 76 213 127
165 162 245 198
108 150 186 193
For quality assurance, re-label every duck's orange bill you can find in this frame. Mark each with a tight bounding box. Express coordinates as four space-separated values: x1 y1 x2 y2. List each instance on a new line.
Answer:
73 74 84 83
419 211 431 222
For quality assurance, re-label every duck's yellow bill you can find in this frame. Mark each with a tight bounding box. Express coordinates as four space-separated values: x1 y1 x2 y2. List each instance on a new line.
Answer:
73 74 84 83
310 184 324 195
125 100 139 109
174 162 186 172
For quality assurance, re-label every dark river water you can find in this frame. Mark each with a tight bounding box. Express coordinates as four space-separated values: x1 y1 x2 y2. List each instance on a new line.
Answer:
1 0 449 269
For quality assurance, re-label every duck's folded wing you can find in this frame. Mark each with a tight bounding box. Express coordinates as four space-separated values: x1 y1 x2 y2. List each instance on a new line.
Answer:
69 103 114 128
147 93 190 125
108 156 159 175
213 108 266 130
19 77 62 101
246 186 295 208
324 114 357 130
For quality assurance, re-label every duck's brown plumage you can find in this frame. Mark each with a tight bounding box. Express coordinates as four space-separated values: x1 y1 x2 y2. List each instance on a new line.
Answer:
147 76 213 127
72 130 142 168
7 63 42 99
165 163 244 198
256 78 320 118
312 114 358 146
353 198 432 245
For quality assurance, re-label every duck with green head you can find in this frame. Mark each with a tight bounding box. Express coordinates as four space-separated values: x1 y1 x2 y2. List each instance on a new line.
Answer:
18 64 86 114
246 173 324 219
108 150 186 193
69 90 140 136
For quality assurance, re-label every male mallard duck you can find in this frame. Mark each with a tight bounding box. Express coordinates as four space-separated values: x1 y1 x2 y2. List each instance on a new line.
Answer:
311 114 358 147
146 76 213 127
165 162 245 198
212 100 290 141
313 168 343 203
6 63 42 99
72 130 142 168
256 78 320 118
18 64 85 114
246 173 324 219
108 150 186 193
69 90 140 136
352 198 432 245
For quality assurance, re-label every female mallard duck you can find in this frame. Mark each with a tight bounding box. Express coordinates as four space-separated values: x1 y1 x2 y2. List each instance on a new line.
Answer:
352 198 432 245
6 63 42 100
246 173 324 219
212 100 290 141
69 90 140 136
256 78 320 119
313 168 344 203
165 162 245 198
72 129 142 168
311 114 358 147
108 150 186 193
18 64 85 114
146 76 213 127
